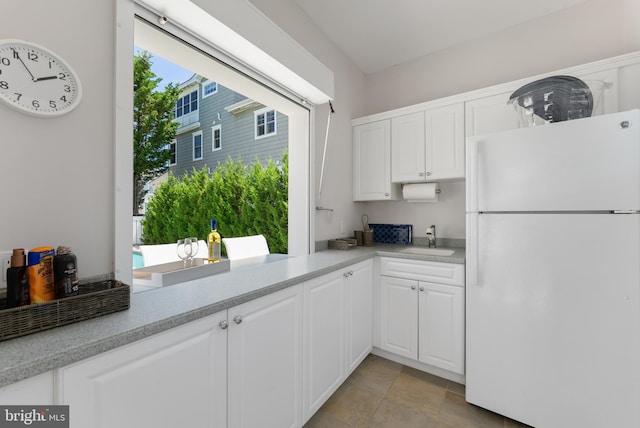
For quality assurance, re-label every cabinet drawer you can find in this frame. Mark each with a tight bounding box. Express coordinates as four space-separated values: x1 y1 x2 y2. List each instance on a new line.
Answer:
380 257 464 286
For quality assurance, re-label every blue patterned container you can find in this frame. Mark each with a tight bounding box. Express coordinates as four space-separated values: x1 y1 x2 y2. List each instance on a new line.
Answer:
368 224 413 244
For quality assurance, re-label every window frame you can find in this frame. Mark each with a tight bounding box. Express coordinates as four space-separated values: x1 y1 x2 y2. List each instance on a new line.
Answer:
123 9 313 288
254 107 277 139
176 89 198 118
202 80 218 98
169 139 177 165
211 124 222 151
192 130 203 160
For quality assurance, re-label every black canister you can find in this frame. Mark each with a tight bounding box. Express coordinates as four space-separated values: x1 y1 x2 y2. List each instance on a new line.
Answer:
54 246 79 298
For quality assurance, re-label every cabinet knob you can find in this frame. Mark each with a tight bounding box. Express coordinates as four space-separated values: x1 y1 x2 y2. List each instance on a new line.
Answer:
233 315 243 325
385 193 389 196
219 320 229 330
426 171 432 176
411 285 416 290
419 286 425 292
418 172 424 177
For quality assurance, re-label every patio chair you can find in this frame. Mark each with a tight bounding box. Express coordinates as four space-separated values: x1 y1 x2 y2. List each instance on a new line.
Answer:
221 234 270 260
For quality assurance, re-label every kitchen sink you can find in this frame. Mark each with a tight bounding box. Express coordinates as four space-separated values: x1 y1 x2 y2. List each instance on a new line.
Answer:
398 247 455 256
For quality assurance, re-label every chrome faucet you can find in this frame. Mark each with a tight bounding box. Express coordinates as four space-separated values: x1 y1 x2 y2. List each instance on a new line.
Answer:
426 225 436 248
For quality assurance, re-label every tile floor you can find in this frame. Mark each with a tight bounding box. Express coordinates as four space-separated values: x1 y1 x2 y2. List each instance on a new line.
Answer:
304 354 531 428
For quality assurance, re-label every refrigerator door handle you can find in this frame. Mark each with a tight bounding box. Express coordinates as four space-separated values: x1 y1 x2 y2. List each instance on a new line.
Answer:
466 139 479 211
466 212 479 286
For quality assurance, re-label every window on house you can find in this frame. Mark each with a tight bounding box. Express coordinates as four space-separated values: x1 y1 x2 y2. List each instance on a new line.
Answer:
203 80 218 98
255 108 277 139
169 140 177 165
192 131 203 160
176 90 198 118
212 125 221 151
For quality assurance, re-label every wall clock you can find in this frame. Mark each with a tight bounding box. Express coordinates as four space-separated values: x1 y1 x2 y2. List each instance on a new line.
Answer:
0 39 82 117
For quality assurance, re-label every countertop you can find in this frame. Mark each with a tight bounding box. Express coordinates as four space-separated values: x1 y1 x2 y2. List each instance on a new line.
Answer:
0 244 464 388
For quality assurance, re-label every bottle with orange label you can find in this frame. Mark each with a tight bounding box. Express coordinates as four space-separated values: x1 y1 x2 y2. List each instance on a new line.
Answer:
28 246 56 304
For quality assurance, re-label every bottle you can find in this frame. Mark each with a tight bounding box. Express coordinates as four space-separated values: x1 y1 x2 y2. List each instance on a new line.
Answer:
28 246 56 304
54 246 79 298
6 248 30 308
207 219 221 263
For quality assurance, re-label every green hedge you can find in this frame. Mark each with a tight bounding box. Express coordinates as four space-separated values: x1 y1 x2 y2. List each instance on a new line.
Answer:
142 152 288 254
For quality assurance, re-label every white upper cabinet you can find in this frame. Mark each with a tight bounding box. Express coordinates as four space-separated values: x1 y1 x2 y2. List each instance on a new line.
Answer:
391 103 464 183
464 90 520 137
353 51 638 199
425 103 465 181
353 120 401 201
391 112 425 183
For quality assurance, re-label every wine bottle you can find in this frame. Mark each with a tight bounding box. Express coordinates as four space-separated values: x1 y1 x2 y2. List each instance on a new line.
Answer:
208 219 221 263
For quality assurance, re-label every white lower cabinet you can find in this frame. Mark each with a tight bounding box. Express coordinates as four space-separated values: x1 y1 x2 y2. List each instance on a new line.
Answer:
0 371 54 405
228 285 303 428
302 260 372 423
58 285 302 428
378 258 465 375
57 313 227 428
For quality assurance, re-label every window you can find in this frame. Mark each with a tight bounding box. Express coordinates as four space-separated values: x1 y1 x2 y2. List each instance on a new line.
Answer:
169 140 177 165
176 90 198 118
212 125 221 151
192 131 203 160
255 108 277 139
132 12 310 264
202 80 218 98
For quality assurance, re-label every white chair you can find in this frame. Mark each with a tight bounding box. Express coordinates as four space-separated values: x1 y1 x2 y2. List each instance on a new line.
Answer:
139 240 208 267
222 235 270 260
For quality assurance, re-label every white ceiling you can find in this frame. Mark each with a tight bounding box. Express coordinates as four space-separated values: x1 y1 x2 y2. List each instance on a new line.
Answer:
295 0 591 74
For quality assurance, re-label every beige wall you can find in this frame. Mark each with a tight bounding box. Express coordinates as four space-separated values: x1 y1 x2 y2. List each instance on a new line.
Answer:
1 0 116 277
365 0 640 113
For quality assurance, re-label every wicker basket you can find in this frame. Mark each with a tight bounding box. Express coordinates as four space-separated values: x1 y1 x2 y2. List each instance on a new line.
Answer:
328 238 358 250
0 279 130 342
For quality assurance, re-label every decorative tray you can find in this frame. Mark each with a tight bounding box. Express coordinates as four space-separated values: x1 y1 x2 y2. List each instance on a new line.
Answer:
133 258 230 288
0 279 130 342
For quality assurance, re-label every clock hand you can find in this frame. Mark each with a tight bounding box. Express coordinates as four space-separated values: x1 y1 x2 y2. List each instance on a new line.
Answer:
11 49 36 82
34 75 58 82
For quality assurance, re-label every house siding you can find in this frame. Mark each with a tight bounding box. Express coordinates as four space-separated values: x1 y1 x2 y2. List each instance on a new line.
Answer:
171 80 288 178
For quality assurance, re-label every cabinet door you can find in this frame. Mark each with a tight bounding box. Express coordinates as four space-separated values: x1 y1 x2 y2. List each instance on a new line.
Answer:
58 313 227 428
353 120 399 201
418 282 465 374
346 259 373 374
391 111 425 182
0 372 53 405
303 270 346 422
465 91 520 137
425 103 465 180
379 276 418 360
228 285 303 428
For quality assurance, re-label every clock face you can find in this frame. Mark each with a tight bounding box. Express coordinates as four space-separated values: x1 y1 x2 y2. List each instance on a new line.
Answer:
0 39 82 117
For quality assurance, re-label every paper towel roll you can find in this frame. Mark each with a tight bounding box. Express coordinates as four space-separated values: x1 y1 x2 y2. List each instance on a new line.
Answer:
402 183 439 203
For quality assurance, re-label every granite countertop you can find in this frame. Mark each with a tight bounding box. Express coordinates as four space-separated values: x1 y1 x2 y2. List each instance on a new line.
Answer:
0 244 464 388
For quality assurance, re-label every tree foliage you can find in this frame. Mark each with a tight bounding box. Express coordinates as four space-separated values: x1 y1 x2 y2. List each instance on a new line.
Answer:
133 51 180 214
142 153 289 254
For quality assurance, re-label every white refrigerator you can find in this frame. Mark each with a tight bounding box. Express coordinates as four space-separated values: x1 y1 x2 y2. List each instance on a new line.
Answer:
465 110 640 428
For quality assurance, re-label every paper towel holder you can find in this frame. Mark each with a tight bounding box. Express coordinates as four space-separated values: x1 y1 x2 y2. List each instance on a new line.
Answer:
402 182 441 202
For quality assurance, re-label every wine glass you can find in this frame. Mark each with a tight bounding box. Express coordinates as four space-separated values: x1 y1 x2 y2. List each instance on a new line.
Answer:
176 239 189 268
183 237 195 267
189 237 199 265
